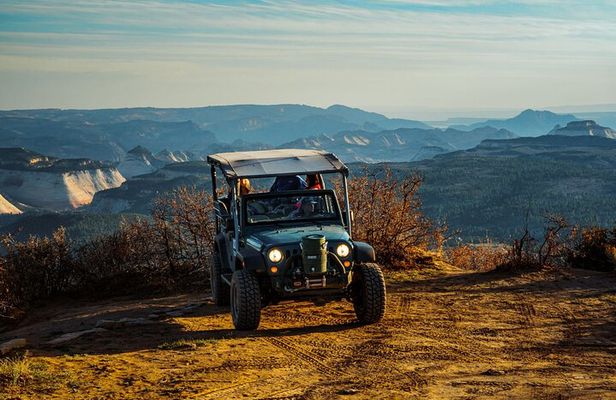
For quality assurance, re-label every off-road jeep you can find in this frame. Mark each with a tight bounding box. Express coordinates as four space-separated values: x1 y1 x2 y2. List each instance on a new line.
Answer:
206 149 386 330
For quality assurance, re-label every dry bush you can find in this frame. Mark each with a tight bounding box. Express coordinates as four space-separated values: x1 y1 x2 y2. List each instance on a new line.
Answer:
1 228 74 321
567 226 616 272
498 215 570 271
0 187 214 323
151 186 215 278
340 168 445 268
445 240 508 271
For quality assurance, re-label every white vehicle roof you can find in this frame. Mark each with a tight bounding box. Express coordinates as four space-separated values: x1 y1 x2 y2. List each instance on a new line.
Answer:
207 149 348 179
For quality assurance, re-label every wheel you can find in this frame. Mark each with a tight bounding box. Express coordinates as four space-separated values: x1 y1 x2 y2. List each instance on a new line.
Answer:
351 263 386 324
210 252 230 306
230 270 261 330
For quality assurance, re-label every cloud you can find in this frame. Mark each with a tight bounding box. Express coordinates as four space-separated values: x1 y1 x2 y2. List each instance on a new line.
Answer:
0 1 615 110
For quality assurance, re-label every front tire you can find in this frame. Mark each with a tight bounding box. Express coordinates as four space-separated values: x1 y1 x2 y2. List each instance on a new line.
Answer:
230 270 261 330
210 252 230 306
351 263 386 324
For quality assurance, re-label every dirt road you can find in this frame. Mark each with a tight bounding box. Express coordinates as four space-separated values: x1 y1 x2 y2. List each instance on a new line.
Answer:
2 266 615 399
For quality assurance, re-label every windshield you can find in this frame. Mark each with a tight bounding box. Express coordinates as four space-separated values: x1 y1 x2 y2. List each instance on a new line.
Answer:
244 191 340 225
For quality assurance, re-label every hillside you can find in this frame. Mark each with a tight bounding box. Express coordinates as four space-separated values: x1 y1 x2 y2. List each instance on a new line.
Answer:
454 109 578 136
90 162 211 214
282 126 516 162
380 135 616 241
0 212 145 243
0 148 125 210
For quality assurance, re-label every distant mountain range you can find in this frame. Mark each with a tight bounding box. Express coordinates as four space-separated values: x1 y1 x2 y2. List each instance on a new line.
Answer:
0 104 430 147
282 126 517 162
0 117 217 161
2 106 614 166
451 109 578 136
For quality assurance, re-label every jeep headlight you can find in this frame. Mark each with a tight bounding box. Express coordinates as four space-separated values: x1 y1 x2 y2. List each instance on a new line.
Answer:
268 248 283 263
336 243 350 258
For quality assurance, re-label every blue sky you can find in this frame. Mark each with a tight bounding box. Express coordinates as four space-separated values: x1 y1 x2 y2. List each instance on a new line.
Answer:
1 1 615 118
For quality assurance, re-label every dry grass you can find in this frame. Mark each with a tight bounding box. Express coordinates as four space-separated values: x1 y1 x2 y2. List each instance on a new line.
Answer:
0 352 58 389
158 338 218 350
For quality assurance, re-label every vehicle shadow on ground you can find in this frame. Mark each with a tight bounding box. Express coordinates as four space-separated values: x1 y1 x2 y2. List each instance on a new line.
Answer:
36 313 359 357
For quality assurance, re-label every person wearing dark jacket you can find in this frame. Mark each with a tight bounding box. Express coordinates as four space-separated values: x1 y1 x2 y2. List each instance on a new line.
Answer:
270 175 307 192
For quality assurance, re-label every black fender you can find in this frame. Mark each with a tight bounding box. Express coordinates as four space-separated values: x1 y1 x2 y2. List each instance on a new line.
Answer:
214 232 231 270
237 245 267 273
353 241 376 263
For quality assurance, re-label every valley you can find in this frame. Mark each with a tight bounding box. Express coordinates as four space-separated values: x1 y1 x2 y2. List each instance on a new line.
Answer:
1 105 616 243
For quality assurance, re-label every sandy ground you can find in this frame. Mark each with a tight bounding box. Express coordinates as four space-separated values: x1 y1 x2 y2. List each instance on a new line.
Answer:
1 266 615 399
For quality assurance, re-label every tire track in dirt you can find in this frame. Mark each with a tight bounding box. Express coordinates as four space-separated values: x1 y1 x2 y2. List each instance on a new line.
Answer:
196 377 277 399
194 357 294 374
263 336 341 375
335 337 430 395
515 303 537 325
265 310 352 326
554 304 581 343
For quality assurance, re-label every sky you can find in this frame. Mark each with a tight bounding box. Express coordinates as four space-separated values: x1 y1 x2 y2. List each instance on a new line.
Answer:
1 0 615 119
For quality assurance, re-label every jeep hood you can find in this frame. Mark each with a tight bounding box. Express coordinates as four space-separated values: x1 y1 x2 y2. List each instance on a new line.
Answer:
245 224 350 249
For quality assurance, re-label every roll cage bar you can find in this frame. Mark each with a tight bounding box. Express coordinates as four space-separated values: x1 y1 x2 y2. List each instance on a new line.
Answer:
207 149 353 240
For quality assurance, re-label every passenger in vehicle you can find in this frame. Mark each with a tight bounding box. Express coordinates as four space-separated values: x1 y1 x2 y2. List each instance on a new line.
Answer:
239 178 252 196
306 174 323 190
288 198 319 219
220 178 251 216
270 175 307 192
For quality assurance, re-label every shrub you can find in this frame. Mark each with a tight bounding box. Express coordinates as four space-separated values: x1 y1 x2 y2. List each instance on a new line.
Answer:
495 214 570 271
567 226 616 272
445 240 508 271
340 168 445 268
0 187 214 324
1 228 74 321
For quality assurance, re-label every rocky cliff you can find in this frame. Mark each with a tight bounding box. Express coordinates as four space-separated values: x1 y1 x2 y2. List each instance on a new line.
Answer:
0 194 21 215
549 120 616 139
90 162 211 214
116 146 163 179
0 148 126 210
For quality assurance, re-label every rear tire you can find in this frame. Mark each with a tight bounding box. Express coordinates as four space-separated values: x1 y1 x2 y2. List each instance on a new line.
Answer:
210 252 230 306
231 270 261 330
351 263 386 324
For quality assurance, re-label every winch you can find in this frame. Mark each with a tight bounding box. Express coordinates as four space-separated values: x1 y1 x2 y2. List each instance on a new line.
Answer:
301 234 327 276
